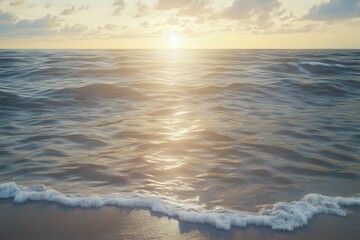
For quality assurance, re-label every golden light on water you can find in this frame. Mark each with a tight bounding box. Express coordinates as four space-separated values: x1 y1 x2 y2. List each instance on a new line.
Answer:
145 153 185 171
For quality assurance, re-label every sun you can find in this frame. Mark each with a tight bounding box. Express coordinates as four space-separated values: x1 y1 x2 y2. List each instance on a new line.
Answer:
169 34 181 47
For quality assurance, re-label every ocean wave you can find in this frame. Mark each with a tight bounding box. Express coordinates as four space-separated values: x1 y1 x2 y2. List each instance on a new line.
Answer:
288 62 311 75
190 83 264 95
269 78 351 99
0 182 359 231
288 61 347 75
44 83 147 101
1 50 359 230
299 62 345 68
0 90 41 109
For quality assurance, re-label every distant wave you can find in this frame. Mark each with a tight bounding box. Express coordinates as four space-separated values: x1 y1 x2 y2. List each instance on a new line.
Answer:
288 61 346 75
288 62 311 75
299 62 345 68
44 83 147 100
1 182 359 231
189 83 263 95
0 90 41 109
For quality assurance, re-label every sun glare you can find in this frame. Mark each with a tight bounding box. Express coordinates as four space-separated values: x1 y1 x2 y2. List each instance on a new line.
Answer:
169 34 180 48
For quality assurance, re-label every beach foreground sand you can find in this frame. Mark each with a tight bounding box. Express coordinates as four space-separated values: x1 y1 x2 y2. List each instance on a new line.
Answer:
0 200 359 240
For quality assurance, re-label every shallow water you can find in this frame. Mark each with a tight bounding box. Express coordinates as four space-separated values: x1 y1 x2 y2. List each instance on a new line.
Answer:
0 50 359 214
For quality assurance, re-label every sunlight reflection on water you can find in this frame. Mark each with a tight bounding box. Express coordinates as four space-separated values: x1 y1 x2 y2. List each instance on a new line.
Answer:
0 49 359 210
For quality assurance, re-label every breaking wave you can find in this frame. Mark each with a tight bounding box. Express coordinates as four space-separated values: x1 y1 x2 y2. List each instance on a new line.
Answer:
1 182 359 231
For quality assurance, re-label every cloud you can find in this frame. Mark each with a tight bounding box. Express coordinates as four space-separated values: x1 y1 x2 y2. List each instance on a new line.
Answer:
103 24 118 31
78 5 90 11
112 0 125 15
60 23 88 34
15 14 60 28
85 23 120 38
279 11 295 22
0 10 17 22
61 6 76 15
136 1 149 16
1 0 358 42
262 23 318 34
157 0 193 10
45 2 52 9
182 27 193 35
0 10 17 36
304 0 360 21
220 0 280 19
10 0 24 7
280 24 318 34
166 16 179 25
177 0 211 16
141 20 149 28
0 14 61 38
61 5 90 15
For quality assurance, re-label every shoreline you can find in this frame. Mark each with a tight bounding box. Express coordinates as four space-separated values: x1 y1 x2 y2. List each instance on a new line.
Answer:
1 200 359 240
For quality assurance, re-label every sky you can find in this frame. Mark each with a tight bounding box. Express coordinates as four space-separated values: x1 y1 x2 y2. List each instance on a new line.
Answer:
0 0 359 49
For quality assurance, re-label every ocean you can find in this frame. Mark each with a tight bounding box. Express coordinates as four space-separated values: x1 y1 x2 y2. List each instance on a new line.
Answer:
0 49 359 231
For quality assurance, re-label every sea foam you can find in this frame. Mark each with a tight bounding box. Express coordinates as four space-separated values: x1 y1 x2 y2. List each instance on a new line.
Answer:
0 182 359 231
288 61 345 75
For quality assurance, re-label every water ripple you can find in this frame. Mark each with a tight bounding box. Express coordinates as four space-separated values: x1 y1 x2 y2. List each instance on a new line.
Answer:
0 49 359 211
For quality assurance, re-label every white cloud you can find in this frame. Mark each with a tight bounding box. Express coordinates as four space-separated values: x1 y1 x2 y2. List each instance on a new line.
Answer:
166 16 179 25
0 9 17 22
15 14 60 28
304 0 360 21
157 0 193 10
136 1 149 16
113 0 125 15
60 23 87 34
0 14 61 38
220 0 280 19
177 0 211 16
61 5 91 16
61 6 76 15
103 24 118 30
1 0 359 43
10 0 24 7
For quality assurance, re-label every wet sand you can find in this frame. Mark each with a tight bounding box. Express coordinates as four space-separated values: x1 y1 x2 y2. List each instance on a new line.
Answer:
0 200 359 240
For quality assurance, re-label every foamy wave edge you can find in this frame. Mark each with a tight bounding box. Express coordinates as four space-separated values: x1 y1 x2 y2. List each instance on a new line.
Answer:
1 182 359 231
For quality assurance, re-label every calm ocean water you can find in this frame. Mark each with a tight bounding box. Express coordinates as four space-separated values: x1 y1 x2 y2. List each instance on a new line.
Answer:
0 50 359 230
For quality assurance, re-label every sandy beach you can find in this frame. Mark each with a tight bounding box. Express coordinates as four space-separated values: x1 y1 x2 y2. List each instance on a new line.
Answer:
1 200 359 240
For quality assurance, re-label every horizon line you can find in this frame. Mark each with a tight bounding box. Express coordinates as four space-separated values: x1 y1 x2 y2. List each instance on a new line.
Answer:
0 48 359 50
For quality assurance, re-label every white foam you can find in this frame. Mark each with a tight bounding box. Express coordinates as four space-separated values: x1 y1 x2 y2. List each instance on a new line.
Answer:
288 62 311 75
299 62 345 68
288 61 345 75
0 182 359 231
